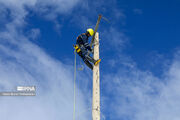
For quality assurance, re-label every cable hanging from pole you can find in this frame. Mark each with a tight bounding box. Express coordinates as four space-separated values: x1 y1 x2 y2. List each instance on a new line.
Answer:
73 50 76 120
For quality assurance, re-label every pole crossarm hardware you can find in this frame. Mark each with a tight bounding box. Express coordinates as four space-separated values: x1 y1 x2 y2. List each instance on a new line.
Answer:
90 15 102 48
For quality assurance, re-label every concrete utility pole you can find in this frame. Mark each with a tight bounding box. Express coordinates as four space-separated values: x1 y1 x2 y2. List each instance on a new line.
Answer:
92 32 100 120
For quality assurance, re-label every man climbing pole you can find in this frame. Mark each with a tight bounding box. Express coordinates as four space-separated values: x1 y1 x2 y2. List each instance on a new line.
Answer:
74 28 101 70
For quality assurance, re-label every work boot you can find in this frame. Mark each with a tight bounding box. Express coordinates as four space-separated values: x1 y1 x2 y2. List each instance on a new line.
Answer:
94 59 101 66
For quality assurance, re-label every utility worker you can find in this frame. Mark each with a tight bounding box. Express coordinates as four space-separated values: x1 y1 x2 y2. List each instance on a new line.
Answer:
74 28 101 70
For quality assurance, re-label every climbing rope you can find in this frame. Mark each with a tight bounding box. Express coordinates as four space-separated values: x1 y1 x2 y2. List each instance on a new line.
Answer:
73 50 76 120
73 49 85 120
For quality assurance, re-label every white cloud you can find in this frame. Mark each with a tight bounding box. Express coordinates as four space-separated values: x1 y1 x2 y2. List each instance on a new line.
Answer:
27 28 41 40
0 0 81 23
34 0 81 20
0 0 90 120
102 51 180 120
0 23 91 120
103 27 129 51
0 25 91 120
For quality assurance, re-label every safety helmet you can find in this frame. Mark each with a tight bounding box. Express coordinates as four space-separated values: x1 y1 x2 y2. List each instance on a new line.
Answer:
87 28 94 36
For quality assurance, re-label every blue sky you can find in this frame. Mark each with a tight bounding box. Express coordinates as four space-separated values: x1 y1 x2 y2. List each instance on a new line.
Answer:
24 0 180 75
1 0 180 120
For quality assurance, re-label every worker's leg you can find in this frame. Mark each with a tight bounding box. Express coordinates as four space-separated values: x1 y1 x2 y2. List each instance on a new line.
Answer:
78 52 93 70
85 54 101 65
85 54 96 64
83 59 93 70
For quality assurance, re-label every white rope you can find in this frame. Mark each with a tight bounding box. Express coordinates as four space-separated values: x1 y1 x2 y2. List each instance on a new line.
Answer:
73 50 76 120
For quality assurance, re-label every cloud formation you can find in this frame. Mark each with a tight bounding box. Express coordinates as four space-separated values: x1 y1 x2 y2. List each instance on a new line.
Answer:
0 0 90 120
102 51 180 120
